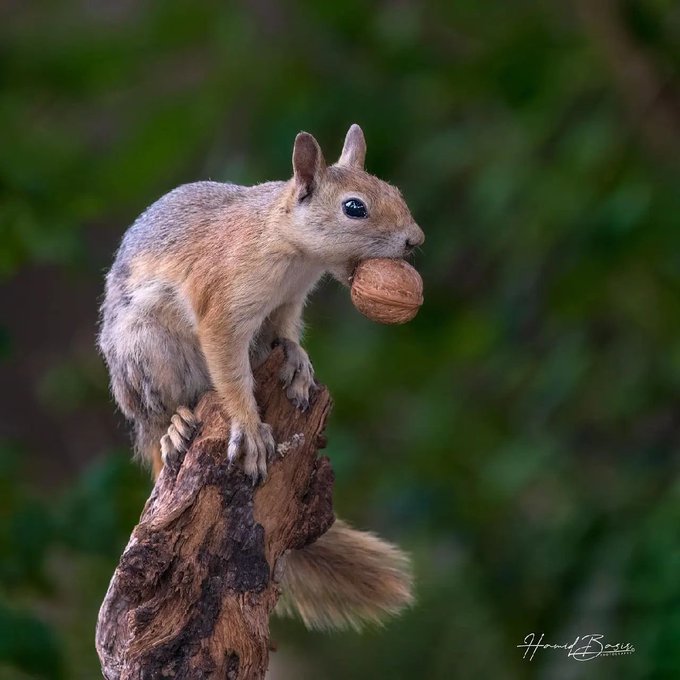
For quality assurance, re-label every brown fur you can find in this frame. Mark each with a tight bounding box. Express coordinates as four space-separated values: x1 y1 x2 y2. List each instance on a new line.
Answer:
277 520 414 631
99 125 421 630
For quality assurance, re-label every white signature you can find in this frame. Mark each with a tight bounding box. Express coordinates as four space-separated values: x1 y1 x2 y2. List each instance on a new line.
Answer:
517 633 635 661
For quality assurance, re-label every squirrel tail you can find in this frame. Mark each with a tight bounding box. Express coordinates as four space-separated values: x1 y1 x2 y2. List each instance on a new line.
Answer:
276 519 414 631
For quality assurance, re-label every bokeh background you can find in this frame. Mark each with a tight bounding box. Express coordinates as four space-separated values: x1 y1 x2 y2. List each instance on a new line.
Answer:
1 1 679 678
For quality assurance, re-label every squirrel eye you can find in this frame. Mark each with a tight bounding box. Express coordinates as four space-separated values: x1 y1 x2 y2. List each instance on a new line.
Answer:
342 198 368 219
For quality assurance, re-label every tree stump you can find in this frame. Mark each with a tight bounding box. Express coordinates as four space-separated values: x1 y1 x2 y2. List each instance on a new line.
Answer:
96 347 335 679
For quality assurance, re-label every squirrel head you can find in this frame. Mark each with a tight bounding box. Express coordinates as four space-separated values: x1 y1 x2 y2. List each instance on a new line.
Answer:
284 125 424 276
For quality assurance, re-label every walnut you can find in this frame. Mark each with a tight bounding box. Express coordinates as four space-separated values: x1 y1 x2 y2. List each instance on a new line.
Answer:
350 258 423 324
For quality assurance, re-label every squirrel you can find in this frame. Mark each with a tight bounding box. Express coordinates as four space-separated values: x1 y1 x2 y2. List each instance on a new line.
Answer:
98 124 424 630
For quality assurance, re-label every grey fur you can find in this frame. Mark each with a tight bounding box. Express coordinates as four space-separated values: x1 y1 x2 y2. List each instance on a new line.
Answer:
99 134 423 477
98 127 420 630
98 183 238 458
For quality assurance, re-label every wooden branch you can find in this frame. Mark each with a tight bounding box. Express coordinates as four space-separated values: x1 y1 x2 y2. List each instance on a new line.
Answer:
96 348 335 680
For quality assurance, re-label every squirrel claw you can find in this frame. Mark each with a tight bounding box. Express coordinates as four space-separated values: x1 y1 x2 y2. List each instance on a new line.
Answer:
228 420 274 484
160 406 199 467
277 339 314 411
288 393 309 412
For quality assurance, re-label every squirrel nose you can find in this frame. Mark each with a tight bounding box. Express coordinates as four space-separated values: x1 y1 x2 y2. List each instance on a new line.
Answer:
404 226 425 252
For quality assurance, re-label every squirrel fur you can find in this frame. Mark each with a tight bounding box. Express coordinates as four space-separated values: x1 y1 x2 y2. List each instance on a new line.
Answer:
98 124 421 630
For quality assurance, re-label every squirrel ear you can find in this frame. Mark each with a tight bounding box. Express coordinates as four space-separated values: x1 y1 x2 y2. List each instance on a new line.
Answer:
292 132 326 200
338 124 366 169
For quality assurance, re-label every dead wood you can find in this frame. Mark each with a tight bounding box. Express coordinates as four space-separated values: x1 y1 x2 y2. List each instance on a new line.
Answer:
96 347 335 679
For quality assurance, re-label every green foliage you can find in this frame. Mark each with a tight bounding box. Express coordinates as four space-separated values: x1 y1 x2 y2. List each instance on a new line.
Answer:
0 447 53 591
56 452 149 558
1 1 679 677
0 604 63 680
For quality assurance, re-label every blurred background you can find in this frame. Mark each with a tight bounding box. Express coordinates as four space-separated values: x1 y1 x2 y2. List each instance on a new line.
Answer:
1 1 679 678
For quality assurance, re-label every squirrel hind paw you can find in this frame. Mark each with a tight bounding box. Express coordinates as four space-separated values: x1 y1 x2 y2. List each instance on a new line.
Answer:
160 406 199 467
228 421 275 484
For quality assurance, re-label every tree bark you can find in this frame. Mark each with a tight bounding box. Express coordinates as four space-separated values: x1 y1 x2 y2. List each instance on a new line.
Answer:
96 347 335 680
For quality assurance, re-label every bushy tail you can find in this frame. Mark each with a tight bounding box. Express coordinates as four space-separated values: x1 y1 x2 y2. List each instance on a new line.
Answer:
276 519 414 631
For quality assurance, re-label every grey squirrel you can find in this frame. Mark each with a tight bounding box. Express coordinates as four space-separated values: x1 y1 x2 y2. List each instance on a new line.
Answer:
98 124 423 630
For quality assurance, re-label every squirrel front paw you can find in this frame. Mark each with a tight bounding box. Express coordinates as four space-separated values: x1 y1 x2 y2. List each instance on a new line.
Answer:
227 420 275 483
160 406 199 467
277 339 315 411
